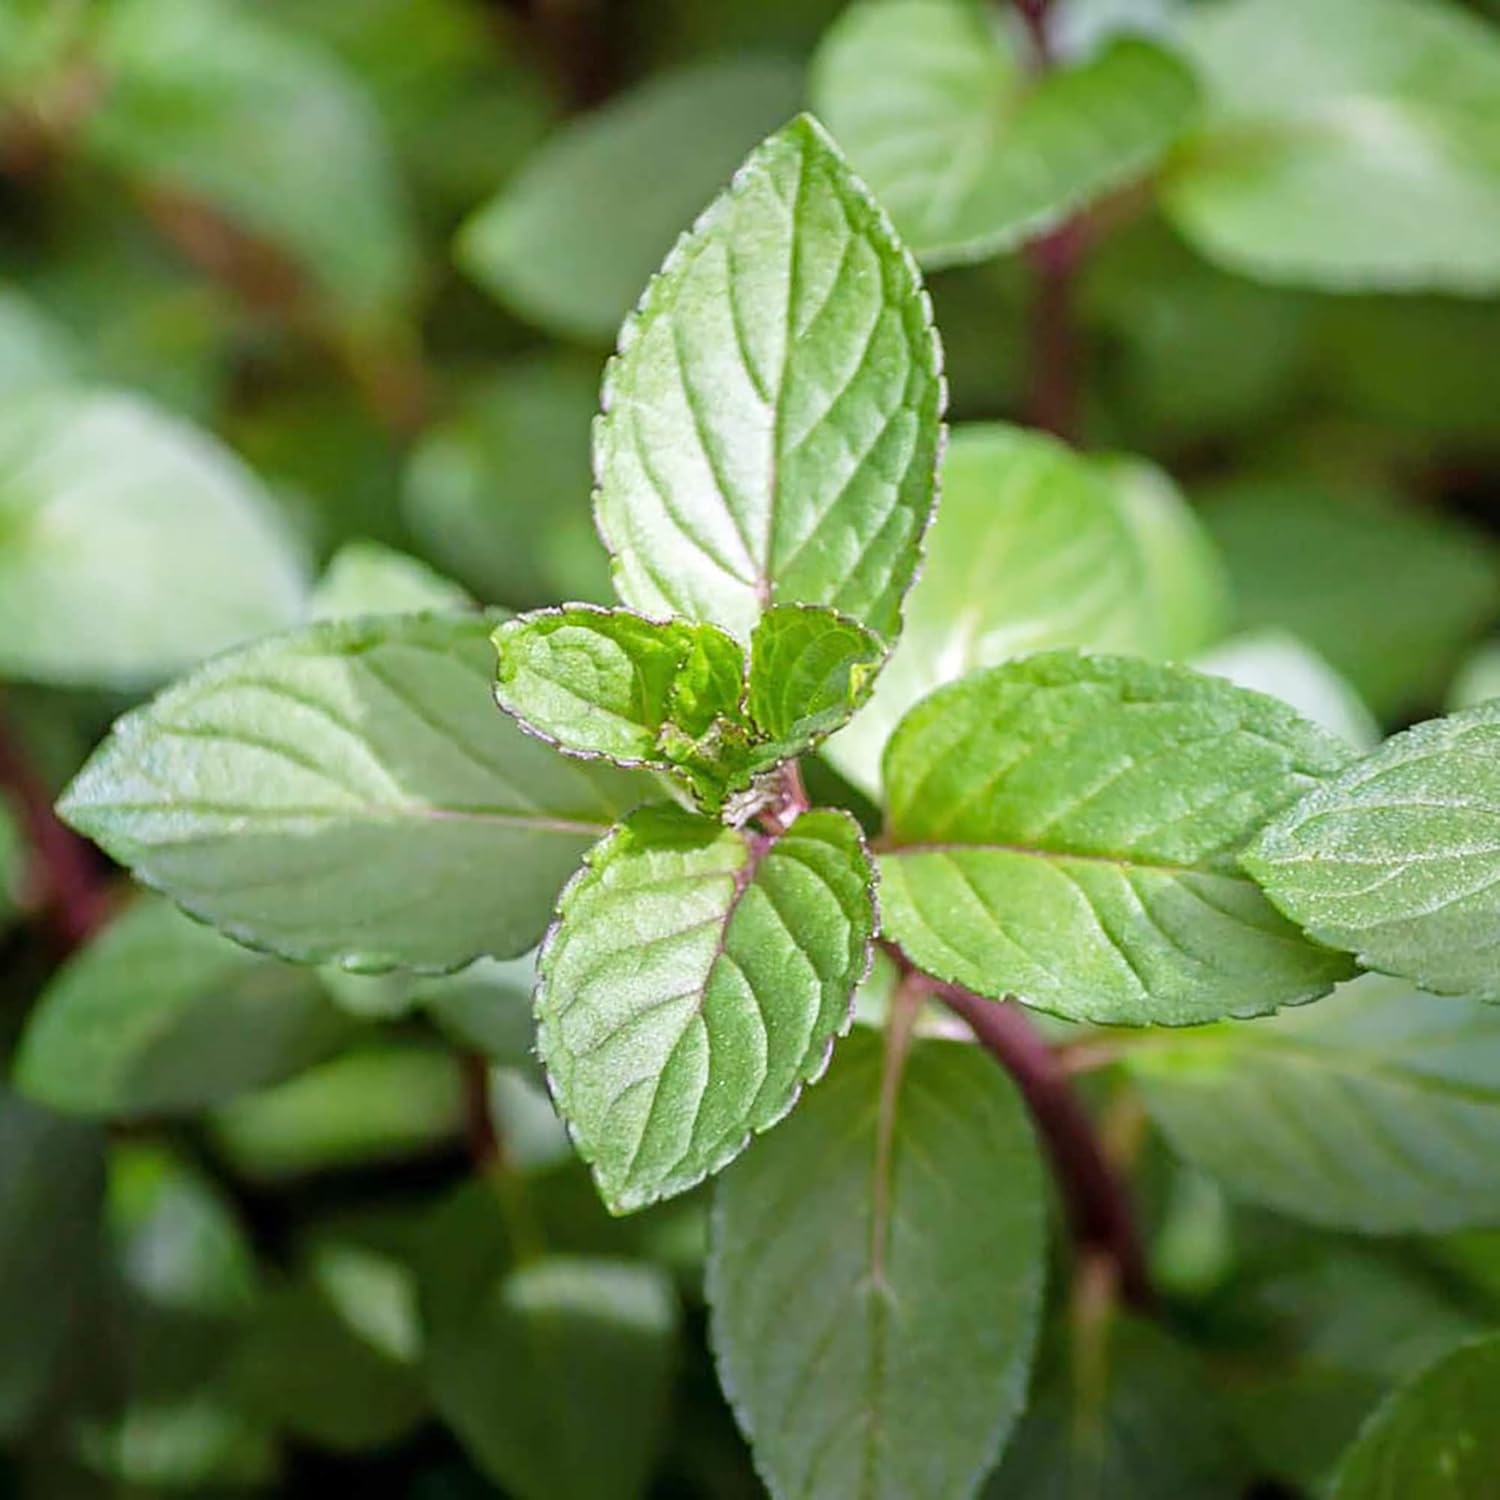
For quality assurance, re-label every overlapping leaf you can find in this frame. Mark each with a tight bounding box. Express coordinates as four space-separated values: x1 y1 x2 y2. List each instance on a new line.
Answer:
537 804 875 1212
594 115 944 645
708 1028 1044 1500
1245 700 1500 999
812 0 1197 264
879 652 1357 1024
59 613 646 971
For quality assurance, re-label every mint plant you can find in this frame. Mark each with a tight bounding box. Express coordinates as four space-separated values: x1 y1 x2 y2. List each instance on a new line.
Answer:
6 0 1500 1495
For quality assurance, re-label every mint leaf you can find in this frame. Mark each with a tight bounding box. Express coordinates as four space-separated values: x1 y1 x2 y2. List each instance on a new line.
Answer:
1449 639 1500 712
595 114 944 645
83 0 418 327
812 0 1197 265
1244 701 1500 999
59 613 645 971
1127 976 1500 1232
537 804 875 1212
1163 0 1500 293
746 602 885 750
458 57 803 342
824 425 1220 792
14 899 353 1117
425 1250 679 1500
1330 1334 1500 1498
708 1028 1044 1499
308 541 473 619
880 652 1357 1025
0 389 306 688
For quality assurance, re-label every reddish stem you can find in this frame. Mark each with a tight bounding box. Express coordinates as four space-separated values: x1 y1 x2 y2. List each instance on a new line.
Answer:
924 978 1153 1310
0 708 111 952
462 1052 502 1171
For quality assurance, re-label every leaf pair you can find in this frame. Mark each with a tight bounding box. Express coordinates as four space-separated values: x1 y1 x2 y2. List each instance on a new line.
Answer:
494 603 883 816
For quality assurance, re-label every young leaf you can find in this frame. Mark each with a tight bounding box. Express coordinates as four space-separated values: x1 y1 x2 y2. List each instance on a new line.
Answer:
825 425 1215 792
537 804 875 1212
14 898 354 1117
811 0 1197 265
708 1027 1045 1500
1126 976 1500 1233
1163 0 1500 294
0 388 307 688
59 613 645 971
594 114 944 645
1330 1334 1500 1498
458 57 803 342
1244 700 1500 1000
880 652 1357 1025
308 540 473 619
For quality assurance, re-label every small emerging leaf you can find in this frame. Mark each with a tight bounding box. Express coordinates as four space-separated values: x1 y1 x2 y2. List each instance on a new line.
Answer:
880 652 1357 1025
746 602 884 751
1244 700 1500 1000
537 804 875 1212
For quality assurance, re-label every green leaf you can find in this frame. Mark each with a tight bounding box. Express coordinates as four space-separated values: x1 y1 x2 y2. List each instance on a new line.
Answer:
308 541 473 620
0 285 76 397
0 1089 104 1438
425 1249 680 1500
811 0 1197 265
1201 479 1500 718
879 652 1357 1025
538 804 875 1212
1245 700 1500 999
986 1316 1248 1499
83 0 418 327
457 57 803 342
209 1042 466 1182
708 1027 1045 1500
1163 0 1500 294
594 114 944 645
1448 639 1500 712
14 898 354 1118
401 356 613 609
1196 630 1381 750
496 603 884 813
1126 975 1500 1232
0 388 307 687
59 612 646 971
1331 1334 1500 1498
825 425 1218 792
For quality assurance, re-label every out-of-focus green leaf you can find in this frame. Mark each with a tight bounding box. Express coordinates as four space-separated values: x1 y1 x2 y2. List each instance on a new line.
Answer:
709 1028 1045 1500
1128 976 1500 1232
538 805 875 1211
0 285 76 396
1197 630 1380 749
1331 1334 1500 1498
416 954 539 1068
1448 639 1500 712
986 1316 1248 1498
813 0 1196 265
15 898 354 1117
208 1043 466 1182
401 356 612 609
825 427 1220 793
0 796 23 933
0 388 307 688
1202 479 1500 717
594 115 943 646
1246 700 1500 999
458 57 803 342
880 652 1356 1025
1164 0 1500 293
59 613 646 972
308 541 473 619
84 0 419 328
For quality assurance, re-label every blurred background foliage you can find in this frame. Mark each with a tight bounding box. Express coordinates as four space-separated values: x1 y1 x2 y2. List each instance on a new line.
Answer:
1 0 1500 1495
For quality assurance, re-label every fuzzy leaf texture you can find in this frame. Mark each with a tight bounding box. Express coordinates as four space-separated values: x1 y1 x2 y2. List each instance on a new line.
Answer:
536 805 875 1212
59 613 646 971
811 0 1198 265
879 652 1358 1025
1128 975 1500 1233
1245 700 1500 1000
708 1027 1045 1500
593 114 944 645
